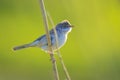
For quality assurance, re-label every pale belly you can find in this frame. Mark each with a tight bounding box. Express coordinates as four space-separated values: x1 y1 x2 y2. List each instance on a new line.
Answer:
41 34 67 52
52 34 67 50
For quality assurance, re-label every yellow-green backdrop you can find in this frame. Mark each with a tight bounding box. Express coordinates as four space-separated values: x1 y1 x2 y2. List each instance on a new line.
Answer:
0 0 120 80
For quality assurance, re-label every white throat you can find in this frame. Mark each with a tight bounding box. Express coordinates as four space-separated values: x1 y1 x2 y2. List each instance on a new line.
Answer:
66 28 72 34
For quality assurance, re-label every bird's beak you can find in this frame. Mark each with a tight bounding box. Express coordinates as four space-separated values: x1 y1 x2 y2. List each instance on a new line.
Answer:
69 25 74 28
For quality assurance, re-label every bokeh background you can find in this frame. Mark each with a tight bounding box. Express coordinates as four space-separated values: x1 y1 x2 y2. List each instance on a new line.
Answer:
0 0 120 80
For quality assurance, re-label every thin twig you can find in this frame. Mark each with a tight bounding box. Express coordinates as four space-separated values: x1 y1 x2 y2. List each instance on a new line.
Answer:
39 0 59 80
47 13 71 80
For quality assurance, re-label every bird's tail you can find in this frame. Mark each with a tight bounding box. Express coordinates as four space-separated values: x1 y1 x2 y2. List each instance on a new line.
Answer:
13 44 31 51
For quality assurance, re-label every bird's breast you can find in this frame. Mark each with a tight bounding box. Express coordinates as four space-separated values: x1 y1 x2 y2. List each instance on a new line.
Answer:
56 33 67 48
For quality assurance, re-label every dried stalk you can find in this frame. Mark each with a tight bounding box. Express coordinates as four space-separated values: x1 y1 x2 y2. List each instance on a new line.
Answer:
47 13 71 80
39 0 59 80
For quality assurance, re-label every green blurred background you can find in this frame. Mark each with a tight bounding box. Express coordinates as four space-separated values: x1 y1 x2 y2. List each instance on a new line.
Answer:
0 0 120 80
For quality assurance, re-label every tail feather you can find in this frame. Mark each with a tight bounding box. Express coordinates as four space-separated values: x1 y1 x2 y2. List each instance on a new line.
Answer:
13 44 30 51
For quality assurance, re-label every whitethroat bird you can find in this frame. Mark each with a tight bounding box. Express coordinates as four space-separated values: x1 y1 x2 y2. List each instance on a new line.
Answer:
13 20 73 52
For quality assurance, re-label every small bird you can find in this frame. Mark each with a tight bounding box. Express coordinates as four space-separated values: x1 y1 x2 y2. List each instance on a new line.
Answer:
13 20 73 52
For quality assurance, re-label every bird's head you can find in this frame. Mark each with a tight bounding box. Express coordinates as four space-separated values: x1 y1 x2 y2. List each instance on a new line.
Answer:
56 20 73 33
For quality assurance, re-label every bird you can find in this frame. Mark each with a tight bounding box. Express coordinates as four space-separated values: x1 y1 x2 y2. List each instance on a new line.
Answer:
13 20 73 52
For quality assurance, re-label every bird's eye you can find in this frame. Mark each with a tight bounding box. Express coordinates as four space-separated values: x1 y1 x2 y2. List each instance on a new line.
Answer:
63 23 69 28
64 22 69 26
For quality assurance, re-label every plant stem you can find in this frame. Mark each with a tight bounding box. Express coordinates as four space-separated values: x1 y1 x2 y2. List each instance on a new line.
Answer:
47 13 71 80
39 0 59 80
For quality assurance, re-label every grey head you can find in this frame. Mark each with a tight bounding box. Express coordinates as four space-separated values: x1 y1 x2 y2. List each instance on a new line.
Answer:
55 20 73 33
